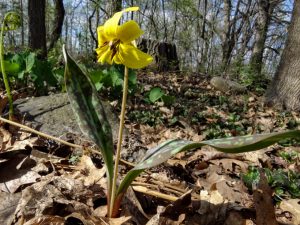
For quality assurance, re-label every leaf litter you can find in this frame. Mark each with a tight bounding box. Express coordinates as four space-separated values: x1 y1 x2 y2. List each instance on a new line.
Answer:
0 72 300 224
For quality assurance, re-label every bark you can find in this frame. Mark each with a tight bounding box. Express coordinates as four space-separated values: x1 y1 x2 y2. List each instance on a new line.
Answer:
162 0 168 42
48 0 65 51
138 39 179 72
221 0 232 70
28 0 47 59
221 0 242 72
20 0 24 46
265 1 300 110
110 0 122 16
250 0 276 76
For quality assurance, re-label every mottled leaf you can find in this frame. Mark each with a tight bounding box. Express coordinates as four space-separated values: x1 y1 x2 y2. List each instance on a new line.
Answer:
116 130 300 197
63 45 114 181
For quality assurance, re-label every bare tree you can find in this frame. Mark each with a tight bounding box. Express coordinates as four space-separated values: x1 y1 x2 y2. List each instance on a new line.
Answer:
265 0 300 110
48 0 65 51
28 0 47 59
250 0 278 76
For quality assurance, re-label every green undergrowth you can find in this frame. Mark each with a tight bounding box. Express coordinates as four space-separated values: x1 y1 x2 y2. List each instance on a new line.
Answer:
242 166 300 201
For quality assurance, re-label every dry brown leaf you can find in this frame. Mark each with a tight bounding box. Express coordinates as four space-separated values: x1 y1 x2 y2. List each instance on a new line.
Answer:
210 158 248 173
253 170 278 225
14 173 103 222
198 190 225 213
0 192 21 225
256 117 275 132
279 199 300 225
65 212 98 225
151 172 170 183
122 186 149 224
23 216 65 225
224 211 249 225
214 180 251 207
75 155 106 187
5 137 38 151
0 149 40 193
242 150 270 165
93 205 107 218
0 127 12 150
0 170 40 193
108 216 131 225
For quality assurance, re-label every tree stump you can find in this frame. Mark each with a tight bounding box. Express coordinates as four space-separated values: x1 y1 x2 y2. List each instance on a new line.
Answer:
138 39 180 72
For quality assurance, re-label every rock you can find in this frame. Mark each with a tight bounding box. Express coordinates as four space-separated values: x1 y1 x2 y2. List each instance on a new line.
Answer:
14 93 124 142
210 77 247 93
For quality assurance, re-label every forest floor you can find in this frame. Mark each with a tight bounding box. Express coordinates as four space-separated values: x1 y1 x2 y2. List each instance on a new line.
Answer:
0 71 299 225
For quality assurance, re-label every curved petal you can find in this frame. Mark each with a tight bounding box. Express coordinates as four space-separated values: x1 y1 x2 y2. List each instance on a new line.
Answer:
104 7 139 39
96 44 109 57
97 26 109 47
96 46 113 65
116 43 153 69
117 20 143 43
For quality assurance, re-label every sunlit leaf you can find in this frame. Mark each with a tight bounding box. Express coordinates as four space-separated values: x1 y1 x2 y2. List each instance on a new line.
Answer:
2 60 19 74
149 87 164 103
116 130 300 198
63 45 114 182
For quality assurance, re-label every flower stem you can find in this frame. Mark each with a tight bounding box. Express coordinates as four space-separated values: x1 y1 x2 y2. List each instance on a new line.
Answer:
109 66 129 218
0 20 13 120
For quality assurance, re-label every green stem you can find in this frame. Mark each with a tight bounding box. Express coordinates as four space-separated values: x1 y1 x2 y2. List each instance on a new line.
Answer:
0 20 13 120
109 66 129 218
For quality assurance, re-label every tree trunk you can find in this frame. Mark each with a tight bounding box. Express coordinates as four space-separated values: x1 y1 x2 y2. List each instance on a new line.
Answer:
221 0 232 71
265 1 300 110
109 0 122 16
138 39 179 72
28 0 47 59
250 0 272 76
48 0 65 51
20 0 24 46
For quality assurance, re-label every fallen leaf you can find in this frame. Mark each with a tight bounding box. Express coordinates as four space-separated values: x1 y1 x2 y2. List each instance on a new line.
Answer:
253 170 278 225
23 215 65 225
108 216 131 225
279 199 300 225
0 192 21 225
75 155 106 187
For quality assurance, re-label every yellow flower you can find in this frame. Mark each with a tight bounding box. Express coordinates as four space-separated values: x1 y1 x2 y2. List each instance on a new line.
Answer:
96 7 153 69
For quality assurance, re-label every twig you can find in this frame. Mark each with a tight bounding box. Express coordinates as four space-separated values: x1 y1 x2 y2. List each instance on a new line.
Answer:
0 116 81 149
0 116 134 168
132 181 183 196
132 185 178 202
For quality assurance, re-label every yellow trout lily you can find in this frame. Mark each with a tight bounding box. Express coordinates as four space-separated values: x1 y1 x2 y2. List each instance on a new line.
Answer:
96 7 153 69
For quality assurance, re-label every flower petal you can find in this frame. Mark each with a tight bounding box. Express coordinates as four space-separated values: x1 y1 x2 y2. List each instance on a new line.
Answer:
96 45 113 64
117 20 143 43
104 7 139 39
97 26 109 47
116 43 153 69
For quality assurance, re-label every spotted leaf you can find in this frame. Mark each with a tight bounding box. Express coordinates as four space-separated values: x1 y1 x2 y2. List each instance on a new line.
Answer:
116 130 300 198
63 45 114 181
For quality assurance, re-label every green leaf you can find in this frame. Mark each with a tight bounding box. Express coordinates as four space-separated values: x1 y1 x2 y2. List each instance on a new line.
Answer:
149 87 164 103
128 70 137 85
25 52 36 73
161 95 175 106
90 70 104 84
62 45 114 182
29 59 57 94
116 130 300 198
2 60 19 73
